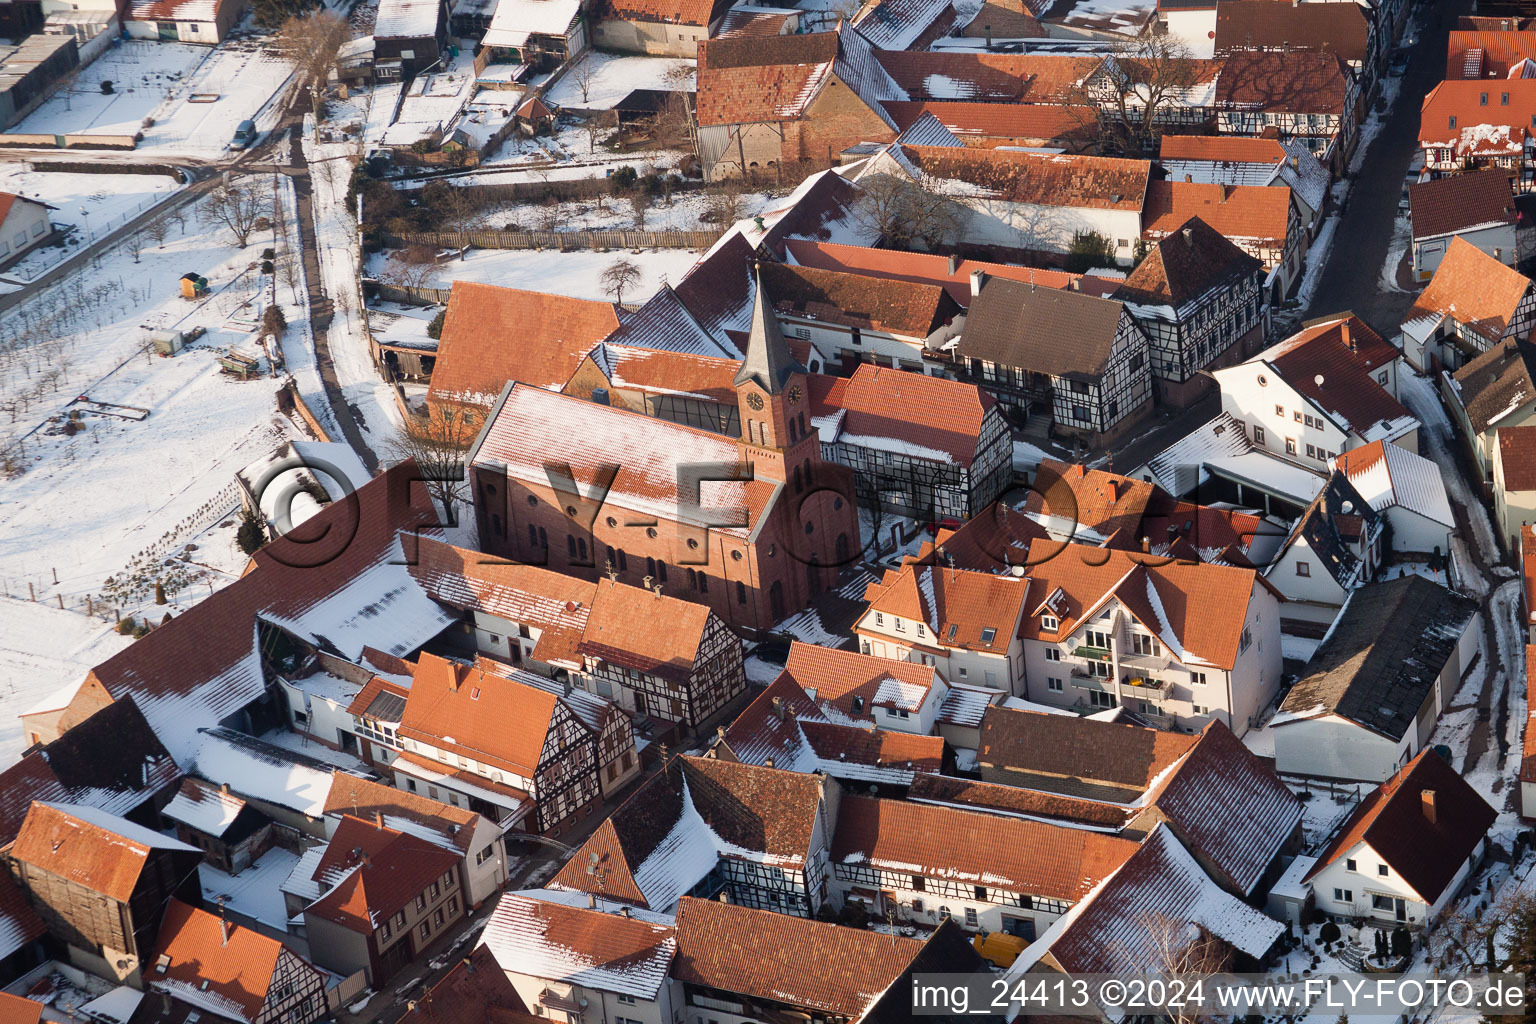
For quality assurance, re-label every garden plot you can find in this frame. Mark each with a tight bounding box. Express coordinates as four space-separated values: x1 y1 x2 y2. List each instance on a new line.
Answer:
0 167 183 282
0 189 330 748
366 245 702 301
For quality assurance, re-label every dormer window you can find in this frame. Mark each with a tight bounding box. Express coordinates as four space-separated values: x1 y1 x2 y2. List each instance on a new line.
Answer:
851 696 864 712
980 627 997 645
1041 614 1059 632
947 623 958 640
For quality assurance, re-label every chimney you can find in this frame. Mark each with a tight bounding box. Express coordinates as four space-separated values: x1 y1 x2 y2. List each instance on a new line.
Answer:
220 782 230 794
1341 320 1354 350
765 756 776 768
1181 226 1192 244
716 725 727 743
621 906 632 918
970 269 987 297
1290 154 1299 170
1422 788 1437 825
947 253 960 275
221 917 232 947
587 891 597 908
1184 173 1192 183
375 810 385 828
772 696 785 720
1141 536 1150 552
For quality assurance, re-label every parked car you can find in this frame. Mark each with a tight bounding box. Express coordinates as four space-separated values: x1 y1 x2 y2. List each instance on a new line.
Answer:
231 119 256 149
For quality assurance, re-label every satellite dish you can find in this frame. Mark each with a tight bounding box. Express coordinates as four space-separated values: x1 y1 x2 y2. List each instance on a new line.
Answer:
1315 374 1325 388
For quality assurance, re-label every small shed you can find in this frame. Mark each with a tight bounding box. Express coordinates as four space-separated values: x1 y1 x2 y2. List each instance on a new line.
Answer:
1265 854 1317 926
161 777 274 875
151 329 184 356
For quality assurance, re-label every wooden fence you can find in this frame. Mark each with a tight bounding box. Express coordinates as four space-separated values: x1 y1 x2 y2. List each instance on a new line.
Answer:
382 228 717 251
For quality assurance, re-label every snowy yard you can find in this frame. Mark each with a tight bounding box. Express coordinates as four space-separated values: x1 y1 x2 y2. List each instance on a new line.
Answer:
12 40 293 158
0 167 184 283
366 246 703 301
199 847 302 930
479 187 778 234
543 52 694 110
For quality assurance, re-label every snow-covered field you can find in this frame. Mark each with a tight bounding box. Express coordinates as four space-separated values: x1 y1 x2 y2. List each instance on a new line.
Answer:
12 40 292 158
0 184 335 753
366 246 703 301
0 167 184 282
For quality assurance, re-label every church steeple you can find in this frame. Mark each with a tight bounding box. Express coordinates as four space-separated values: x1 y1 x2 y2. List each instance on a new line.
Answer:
735 263 805 396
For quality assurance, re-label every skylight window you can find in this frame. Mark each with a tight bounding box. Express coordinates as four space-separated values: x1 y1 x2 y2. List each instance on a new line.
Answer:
980 627 997 646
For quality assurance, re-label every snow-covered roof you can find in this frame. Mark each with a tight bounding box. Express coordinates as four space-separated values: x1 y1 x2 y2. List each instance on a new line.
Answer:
190 729 355 819
1139 412 1326 505
79 988 144 1024
43 801 199 852
161 779 247 838
483 0 580 47
374 0 442 38
237 441 372 535
1334 440 1454 529
479 893 676 1000
935 682 1004 728
872 676 928 712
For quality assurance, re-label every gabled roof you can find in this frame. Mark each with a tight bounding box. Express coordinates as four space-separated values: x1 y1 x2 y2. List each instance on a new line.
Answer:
1405 235 1530 348
670 896 932 1017
979 706 1196 789
1522 643 1536 786
783 239 1081 305
880 99 1095 147
0 874 45 964
899 145 1150 210
782 641 939 722
1499 425 1536 492
1159 134 1288 165
399 653 568 778
550 756 825 909
1334 440 1456 529
10 802 198 901
960 277 1131 378
1447 29 1536 78
306 815 463 933
906 771 1134 828
589 0 732 28
1143 181 1292 251
398 946 540 1024
695 28 902 128
147 900 302 1024
1305 749 1496 904
850 0 958 50
323 774 484 855
584 343 740 405
1450 336 1536 433
1035 824 1283 976
428 283 621 408
189 727 351 818
860 563 1030 652
1270 471 1375 590
479 893 675 1000
809 364 994 467
1024 459 1158 543
759 261 961 338
1419 79 1536 151
1116 215 1262 310
1409 170 1516 241
875 51 1099 103
602 284 739 358
0 994 40 1024
468 383 777 538
160 778 249 839
1278 576 1478 740
1214 49 1351 115
832 794 1138 901
1215 1 1370 64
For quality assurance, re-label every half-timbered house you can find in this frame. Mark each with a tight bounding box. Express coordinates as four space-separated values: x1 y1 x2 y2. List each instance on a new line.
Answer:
395 653 639 837
1215 50 1360 170
1141 180 1304 302
956 275 1154 445
1418 80 1536 191
408 538 748 736
147 899 329 1024
550 756 833 916
1114 216 1267 405
1400 236 1536 372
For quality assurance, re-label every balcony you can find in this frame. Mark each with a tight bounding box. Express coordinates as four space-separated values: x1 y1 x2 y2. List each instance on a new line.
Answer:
1070 672 1111 692
1072 645 1111 662
1120 675 1168 693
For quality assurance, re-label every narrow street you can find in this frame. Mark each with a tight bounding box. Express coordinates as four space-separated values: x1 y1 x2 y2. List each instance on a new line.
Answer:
1302 0 1470 327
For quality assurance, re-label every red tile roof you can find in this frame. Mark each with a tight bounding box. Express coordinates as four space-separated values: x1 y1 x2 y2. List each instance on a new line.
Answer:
1406 236 1528 350
399 653 561 778
1305 749 1496 904
1525 529 1536 634
593 344 740 405
760 261 961 337
428 283 621 408
782 642 937 721
1409 170 1516 240
10 802 194 902
695 32 840 127
1159 134 1288 164
0 995 40 1024
1215 1 1370 64
398 947 541 1024
1522 643 1536 792
880 100 1096 147
149 900 302 1024
1446 30 1536 78
1499 425 1536 492
1420 80 1536 149
308 815 463 933
1214 49 1351 115
1142 180 1292 251
875 51 1100 103
1260 314 1414 439
903 145 1151 210
1116 215 1262 309
811 364 995 467
979 705 1196 788
783 239 1078 305
906 771 1133 827
1025 459 1158 541
323 775 483 855
832 793 1139 900
590 0 731 28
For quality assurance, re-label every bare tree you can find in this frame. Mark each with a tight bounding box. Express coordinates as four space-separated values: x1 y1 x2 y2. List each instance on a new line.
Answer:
601 257 642 305
853 173 970 250
385 407 478 525
207 178 273 247
126 232 143 264
630 192 649 230
144 218 170 249
1135 911 1233 1024
571 59 598 105
272 11 352 124
702 181 745 229
581 115 605 155
654 64 697 152
1074 35 1199 156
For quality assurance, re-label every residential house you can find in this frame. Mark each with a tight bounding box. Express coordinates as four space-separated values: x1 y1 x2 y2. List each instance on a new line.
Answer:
867 145 1153 264
466 271 862 637
878 100 1097 151
145 900 328 1024
956 275 1154 444
159 778 273 877
186 727 352 840
1527 530 1536 645
299 815 466 985
394 653 639 837
1418 80 1536 190
781 239 1084 306
1400 236 1536 372
849 0 963 50
1215 1 1378 85
1158 135 1332 237
1444 337 1536 484
1141 180 1304 302
394 946 540 1024
1408 171 1518 280
1134 410 1329 519
407 538 748 735
808 364 1013 520
1113 215 1267 404
1273 576 1479 782
0 35 78 134
693 29 901 180
855 564 1031 695
591 0 734 55
1334 440 1457 565
1011 824 1284 987
322 774 509 908
1263 473 1383 627
872 50 1099 105
372 0 447 78
1014 543 1284 732
480 0 583 71
549 755 834 916
668 897 984 1021
780 641 948 734
0 193 52 269
124 0 248 43
8 803 203 985
1215 50 1360 169
1305 749 1495 925
1212 313 1418 467
757 260 962 373
479 892 680 1023
1495 425 1536 554
978 705 1195 799
830 793 1139 939
1446 29 1536 79
709 673 946 790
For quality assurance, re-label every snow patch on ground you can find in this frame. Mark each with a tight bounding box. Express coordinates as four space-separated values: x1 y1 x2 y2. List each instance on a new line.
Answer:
366 246 703 301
